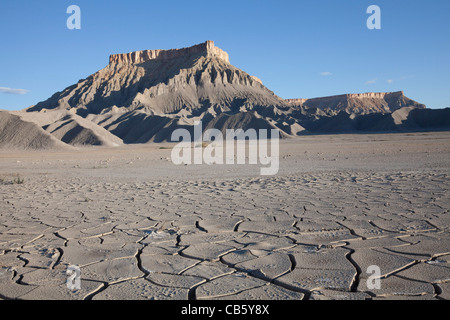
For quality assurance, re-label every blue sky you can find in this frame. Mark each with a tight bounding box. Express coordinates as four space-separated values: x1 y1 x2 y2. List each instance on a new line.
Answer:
1 0 449 110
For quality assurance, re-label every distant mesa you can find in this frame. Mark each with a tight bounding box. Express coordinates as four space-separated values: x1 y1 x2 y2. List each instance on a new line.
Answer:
0 41 448 149
286 91 426 115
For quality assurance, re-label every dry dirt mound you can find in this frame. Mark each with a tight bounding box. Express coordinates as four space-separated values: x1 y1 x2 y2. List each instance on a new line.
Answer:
0 111 70 150
15 110 123 147
43 113 123 147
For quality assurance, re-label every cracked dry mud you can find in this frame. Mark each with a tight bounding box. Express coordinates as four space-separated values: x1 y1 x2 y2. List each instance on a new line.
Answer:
1 132 449 300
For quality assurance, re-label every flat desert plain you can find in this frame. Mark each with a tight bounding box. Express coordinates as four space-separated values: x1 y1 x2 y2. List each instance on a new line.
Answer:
1 132 449 300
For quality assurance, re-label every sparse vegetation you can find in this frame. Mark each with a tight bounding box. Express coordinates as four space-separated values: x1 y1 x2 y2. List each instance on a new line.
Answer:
194 142 210 148
0 174 25 185
13 176 25 184
90 165 108 169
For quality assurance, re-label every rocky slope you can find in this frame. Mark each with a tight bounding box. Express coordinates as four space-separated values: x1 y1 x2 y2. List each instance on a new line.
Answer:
28 41 286 117
24 41 296 143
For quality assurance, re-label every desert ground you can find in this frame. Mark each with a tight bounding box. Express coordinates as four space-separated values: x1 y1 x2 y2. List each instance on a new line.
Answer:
1 132 449 300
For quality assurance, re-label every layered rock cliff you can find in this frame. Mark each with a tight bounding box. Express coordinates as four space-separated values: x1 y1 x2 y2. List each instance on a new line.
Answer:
109 40 230 65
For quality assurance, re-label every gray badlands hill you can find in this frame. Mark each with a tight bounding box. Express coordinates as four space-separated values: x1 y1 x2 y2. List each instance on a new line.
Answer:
16 110 123 147
25 41 292 143
0 40 444 149
41 113 123 147
0 111 70 150
86 110 288 143
28 41 286 116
